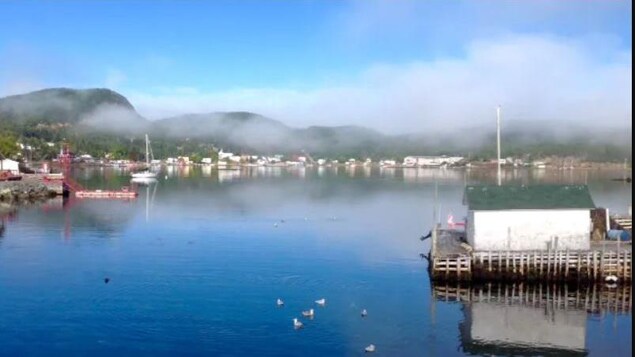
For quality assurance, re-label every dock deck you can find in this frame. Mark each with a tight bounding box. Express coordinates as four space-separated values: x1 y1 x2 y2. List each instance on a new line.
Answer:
429 228 632 283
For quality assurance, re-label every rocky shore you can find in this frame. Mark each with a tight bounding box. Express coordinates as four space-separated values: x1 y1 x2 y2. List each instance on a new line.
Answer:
0 181 58 203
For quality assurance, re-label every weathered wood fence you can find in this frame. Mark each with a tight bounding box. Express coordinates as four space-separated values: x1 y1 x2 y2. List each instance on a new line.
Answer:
431 248 632 283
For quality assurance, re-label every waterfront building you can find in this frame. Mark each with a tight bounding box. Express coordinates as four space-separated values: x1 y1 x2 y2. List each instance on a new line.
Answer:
463 185 596 251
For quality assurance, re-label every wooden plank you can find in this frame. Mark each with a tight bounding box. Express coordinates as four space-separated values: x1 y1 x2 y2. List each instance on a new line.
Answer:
547 249 551 280
566 249 570 279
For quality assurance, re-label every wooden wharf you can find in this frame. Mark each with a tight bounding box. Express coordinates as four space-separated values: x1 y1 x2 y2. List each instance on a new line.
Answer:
428 228 632 283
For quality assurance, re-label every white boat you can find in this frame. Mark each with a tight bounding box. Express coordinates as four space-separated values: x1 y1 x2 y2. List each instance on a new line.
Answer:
131 176 158 185
131 171 157 179
131 134 157 179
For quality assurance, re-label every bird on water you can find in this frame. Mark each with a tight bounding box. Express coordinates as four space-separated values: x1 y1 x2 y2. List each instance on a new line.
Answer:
361 309 368 317
302 308 314 318
293 318 303 329
315 298 326 306
365 344 376 353
277 298 284 306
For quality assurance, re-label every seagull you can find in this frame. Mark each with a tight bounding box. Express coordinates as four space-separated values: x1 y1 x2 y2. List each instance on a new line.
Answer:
605 275 618 283
361 309 368 317
293 318 303 329
302 308 314 317
277 298 284 306
315 298 326 306
365 344 376 353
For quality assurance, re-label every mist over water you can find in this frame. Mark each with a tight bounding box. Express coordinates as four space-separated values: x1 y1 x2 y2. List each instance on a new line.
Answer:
0 167 631 356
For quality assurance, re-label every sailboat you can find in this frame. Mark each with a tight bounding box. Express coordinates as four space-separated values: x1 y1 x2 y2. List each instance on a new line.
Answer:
131 134 158 179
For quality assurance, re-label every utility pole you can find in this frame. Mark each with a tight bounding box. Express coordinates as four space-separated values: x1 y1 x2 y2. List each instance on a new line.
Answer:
497 105 502 186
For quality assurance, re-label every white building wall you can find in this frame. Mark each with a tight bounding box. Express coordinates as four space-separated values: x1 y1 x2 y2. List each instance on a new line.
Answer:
470 209 591 251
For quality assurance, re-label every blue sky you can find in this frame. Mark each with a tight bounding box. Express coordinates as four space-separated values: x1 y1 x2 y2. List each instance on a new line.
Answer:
0 0 632 132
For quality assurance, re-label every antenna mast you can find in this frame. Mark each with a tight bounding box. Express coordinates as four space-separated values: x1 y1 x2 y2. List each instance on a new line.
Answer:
496 106 501 186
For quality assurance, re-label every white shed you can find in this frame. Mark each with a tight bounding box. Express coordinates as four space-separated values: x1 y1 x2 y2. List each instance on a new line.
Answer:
464 185 595 251
0 159 20 175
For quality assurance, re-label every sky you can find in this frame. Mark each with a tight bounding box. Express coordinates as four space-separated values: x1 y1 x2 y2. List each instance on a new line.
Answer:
0 0 632 133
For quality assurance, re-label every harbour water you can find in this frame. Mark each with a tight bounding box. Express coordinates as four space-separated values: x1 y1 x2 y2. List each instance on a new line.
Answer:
0 166 631 356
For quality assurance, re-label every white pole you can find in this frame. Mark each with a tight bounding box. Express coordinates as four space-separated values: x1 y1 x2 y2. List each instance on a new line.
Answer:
145 134 149 165
496 106 502 186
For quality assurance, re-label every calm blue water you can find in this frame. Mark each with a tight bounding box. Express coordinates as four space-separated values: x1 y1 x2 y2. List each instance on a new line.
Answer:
0 166 631 356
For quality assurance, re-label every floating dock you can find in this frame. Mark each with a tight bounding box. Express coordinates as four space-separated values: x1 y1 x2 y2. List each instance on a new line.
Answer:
428 228 632 283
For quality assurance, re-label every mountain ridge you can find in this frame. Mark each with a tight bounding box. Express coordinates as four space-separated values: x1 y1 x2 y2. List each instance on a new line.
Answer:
0 88 631 161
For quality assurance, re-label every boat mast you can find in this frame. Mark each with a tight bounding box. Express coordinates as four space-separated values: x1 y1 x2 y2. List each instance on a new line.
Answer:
145 134 150 166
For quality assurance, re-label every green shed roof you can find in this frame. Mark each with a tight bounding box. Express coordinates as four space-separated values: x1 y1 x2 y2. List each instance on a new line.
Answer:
464 185 596 211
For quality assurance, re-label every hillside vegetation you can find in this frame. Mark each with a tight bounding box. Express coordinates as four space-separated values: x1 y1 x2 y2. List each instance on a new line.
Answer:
0 88 631 163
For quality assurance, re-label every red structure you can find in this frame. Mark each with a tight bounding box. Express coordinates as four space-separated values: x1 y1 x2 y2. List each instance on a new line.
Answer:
57 142 83 192
58 141 137 200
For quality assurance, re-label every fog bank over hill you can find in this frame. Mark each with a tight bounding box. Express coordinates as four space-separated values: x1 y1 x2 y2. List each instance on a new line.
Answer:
0 88 631 160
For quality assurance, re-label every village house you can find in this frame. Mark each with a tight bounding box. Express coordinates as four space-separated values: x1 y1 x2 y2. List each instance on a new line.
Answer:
177 156 190 165
218 150 234 161
463 185 596 251
0 159 20 175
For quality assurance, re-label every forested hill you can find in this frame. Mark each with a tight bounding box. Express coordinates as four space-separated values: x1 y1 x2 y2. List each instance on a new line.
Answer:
0 88 631 163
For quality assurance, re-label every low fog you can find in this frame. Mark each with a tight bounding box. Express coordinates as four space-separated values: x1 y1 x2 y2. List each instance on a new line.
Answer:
127 34 632 135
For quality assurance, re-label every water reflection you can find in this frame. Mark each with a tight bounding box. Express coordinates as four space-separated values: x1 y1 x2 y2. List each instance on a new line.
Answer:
433 283 631 356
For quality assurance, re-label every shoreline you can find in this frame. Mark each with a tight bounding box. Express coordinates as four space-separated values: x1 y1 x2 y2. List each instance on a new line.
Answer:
0 175 62 203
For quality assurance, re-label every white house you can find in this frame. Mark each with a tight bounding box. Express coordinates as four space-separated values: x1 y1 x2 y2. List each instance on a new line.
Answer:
201 158 213 165
0 159 20 175
463 185 595 251
218 150 234 161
